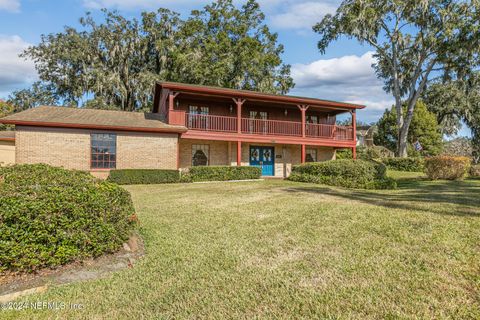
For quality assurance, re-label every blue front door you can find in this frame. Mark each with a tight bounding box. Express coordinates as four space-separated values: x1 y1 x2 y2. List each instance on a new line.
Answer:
250 146 275 176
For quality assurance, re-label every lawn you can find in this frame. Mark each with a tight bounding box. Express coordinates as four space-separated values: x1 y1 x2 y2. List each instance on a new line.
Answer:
2 172 479 319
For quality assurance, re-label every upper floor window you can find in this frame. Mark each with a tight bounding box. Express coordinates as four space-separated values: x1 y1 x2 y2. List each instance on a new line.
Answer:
306 148 317 163
91 133 116 169
192 144 209 166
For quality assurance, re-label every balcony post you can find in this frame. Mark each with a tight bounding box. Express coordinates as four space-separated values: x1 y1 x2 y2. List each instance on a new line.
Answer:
168 92 180 124
233 98 246 133
168 92 179 111
297 104 309 138
351 109 357 159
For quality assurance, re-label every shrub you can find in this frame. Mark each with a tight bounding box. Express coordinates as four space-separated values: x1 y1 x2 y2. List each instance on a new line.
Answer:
424 156 471 180
0 164 136 272
335 148 353 159
183 166 261 182
108 169 180 185
382 157 425 172
288 159 396 189
470 164 480 178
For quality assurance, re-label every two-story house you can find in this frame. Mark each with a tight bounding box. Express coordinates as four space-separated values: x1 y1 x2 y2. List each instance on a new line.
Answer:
0 82 365 178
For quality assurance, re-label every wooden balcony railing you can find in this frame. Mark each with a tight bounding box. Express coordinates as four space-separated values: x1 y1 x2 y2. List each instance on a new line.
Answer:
177 113 354 141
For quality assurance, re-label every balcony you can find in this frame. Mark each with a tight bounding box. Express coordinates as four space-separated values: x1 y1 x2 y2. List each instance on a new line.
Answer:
169 111 354 141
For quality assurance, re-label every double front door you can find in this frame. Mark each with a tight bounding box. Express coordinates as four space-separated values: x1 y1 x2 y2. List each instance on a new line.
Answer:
250 146 274 176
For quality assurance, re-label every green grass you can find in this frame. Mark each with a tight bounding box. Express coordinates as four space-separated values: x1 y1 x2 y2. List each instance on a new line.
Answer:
2 173 479 319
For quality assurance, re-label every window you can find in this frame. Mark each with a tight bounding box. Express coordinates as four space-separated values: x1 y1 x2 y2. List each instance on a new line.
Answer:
192 144 209 166
91 133 116 169
306 148 317 163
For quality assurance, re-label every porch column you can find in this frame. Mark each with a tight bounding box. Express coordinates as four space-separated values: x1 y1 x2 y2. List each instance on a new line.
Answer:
301 144 306 164
237 141 242 166
233 98 246 134
168 92 180 124
168 92 179 111
351 109 357 160
297 104 309 138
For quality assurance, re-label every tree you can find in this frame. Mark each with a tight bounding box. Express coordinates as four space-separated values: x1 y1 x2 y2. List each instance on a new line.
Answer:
424 73 480 163
0 100 15 131
7 81 58 112
314 0 480 157
374 101 443 156
173 0 293 94
23 9 181 111
22 1 293 111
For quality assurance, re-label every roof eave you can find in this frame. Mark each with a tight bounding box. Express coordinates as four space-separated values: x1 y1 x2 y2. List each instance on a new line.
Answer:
0 119 188 134
157 82 366 110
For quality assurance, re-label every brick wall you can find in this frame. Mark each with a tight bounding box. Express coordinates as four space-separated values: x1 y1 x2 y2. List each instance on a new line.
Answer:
15 126 178 172
117 132 178 170
179 139 228 168
0 140 15 166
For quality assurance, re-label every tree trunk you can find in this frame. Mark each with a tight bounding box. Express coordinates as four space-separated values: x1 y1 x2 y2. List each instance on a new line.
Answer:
398 126 409 158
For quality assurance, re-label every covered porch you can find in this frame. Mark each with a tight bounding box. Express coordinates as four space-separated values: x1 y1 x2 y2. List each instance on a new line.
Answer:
178 139 336 178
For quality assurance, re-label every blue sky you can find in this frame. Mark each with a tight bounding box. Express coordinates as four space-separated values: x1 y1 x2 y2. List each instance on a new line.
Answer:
0 0 472 137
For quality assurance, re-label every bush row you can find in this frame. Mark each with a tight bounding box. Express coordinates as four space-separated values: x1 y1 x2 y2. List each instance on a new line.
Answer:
424 156 471 180
381 157 425 172
108 169 180 185
182 166 261 182
288 159 397 189
0 164 136 272
107 166 262 184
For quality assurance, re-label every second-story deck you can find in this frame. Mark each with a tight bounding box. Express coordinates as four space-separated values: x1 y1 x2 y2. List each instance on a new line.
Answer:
153 82 364 150
169 111 354 145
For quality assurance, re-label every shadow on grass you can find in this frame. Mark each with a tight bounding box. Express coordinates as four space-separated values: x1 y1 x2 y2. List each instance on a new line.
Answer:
284 177 480 217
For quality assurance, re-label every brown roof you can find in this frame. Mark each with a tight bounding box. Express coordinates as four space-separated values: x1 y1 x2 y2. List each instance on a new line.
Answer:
0 106 187 133
0 131 15 141
157 81 366 110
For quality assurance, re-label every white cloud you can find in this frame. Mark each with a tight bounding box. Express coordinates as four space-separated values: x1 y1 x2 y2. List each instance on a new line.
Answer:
0 35 37 96
291 51 394 122
270 1 338 30
0 0 20 12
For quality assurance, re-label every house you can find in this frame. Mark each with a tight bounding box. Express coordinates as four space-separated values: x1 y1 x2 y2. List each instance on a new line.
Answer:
0 131 15 165
0 82 364 178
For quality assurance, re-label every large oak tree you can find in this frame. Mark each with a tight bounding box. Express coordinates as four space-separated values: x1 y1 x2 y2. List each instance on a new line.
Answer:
314 0 480 157
20 0 293 112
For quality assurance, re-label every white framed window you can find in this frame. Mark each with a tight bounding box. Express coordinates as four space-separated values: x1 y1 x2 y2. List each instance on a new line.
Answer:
192 144 209 166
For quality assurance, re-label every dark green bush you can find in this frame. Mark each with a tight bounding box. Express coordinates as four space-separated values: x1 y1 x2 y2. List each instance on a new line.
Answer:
183 166 261 182
382 157 425 172
108 169 180 185
0 164 136 272
288 159 396 189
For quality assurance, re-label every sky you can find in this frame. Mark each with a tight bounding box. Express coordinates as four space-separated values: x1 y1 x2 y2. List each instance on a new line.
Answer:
0 0 472 136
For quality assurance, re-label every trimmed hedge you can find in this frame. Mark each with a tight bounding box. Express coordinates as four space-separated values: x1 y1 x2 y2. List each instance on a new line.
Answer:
288 159 396 189
382 157 425 172
0 164 136 272
183 166 261 182
470 164 480 178
424 156 471 180
108 169 180 185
